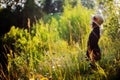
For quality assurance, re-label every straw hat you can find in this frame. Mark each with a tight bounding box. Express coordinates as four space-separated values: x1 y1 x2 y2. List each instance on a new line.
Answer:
92 14 104 27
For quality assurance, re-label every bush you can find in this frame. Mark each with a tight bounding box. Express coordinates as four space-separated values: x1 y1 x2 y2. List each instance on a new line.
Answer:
102 0 120 59
1 0 120 80
58 4 92 45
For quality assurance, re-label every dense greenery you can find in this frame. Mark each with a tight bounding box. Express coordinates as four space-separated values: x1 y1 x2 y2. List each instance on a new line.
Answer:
0 0 120 80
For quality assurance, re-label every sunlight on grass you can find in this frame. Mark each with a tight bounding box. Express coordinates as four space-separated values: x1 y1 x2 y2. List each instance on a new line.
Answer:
1 0 120 80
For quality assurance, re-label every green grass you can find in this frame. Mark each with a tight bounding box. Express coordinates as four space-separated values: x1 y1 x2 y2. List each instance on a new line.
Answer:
4 25 120 79
1 1 120 80
6 41 120 80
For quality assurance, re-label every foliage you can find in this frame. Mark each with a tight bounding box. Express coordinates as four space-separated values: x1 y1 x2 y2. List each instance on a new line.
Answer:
81 0 96 9
101 0 120 59
1 0 120 80
58 3 92 46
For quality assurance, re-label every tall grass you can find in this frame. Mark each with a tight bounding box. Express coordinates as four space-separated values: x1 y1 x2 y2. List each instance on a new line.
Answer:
1 1 120 80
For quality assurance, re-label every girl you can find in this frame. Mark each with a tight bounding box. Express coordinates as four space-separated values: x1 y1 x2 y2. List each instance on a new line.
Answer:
86 14 104 68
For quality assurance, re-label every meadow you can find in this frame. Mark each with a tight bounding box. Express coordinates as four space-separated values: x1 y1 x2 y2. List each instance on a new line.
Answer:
1 1 120 80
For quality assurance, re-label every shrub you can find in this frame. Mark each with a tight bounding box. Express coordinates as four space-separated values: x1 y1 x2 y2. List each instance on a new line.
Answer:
58 4 92 46
1 0 120 80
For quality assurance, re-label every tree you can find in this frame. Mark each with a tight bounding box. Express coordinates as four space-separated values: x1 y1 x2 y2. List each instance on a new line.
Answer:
19 0 43 28
0 0 64 78
0 0 44 35
0 0 43 79
81 0 96 9
43 0 63 13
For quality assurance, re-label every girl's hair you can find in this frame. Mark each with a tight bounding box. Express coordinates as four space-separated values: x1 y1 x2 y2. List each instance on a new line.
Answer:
91 22 99 28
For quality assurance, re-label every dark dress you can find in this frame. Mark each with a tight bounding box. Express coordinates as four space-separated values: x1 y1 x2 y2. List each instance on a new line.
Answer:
86 24 101 61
